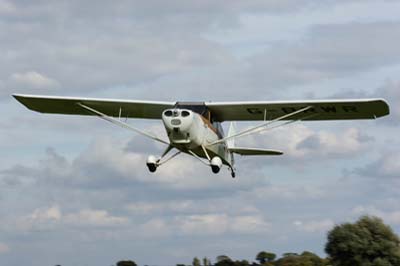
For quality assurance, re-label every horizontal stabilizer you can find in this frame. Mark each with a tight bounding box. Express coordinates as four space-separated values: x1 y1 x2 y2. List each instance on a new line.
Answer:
229 147 283 156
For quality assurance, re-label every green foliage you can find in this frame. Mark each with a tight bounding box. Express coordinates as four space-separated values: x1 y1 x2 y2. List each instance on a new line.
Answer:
203 257 212 266
325 215 400 266
215 257 234 266
193 257 201 266
116 261 137 266
256 251 277 263
217 255 232 263
275 251 327 266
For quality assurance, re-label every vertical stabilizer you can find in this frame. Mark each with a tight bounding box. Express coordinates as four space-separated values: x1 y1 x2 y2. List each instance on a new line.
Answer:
227 122 236 149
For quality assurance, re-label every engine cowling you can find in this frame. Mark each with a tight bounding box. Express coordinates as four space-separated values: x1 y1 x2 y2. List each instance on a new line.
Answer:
210 156 222 174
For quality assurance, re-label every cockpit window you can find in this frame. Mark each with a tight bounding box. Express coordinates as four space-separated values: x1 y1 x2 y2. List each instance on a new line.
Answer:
164 110 173 117
181 110 190 117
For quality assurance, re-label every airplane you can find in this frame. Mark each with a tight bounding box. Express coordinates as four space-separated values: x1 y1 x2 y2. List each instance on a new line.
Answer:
13 94 390 178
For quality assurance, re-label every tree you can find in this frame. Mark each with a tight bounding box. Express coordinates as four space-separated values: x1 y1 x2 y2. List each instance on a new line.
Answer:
193 257 201 266
256 251 277 264
117 261 137 266
203 257 211 266
217 255 232 263
325 215 400 266
215 255 234 266
275 252 327 266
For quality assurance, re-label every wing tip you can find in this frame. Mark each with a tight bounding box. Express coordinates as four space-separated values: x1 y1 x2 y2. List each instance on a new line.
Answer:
374 98 390 118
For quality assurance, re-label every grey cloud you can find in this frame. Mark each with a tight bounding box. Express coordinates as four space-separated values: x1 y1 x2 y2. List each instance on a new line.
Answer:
248 21 400 90
354 151 400 179
296 129 374 152
296 134 321 150
2 2 397 102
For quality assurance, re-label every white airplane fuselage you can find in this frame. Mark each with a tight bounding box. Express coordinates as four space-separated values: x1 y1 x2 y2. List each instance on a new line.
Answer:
161 108 232 167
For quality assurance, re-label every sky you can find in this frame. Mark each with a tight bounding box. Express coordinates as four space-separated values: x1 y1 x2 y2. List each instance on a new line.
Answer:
1 0 400 265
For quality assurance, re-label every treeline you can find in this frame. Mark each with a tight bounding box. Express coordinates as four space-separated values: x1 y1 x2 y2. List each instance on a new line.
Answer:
187 251 329 266
109 216 400 266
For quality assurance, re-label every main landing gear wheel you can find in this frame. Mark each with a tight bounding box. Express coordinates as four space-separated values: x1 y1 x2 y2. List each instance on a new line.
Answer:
147 162 157 173
146 155 158 173
210 156 222 174
231 171 236 178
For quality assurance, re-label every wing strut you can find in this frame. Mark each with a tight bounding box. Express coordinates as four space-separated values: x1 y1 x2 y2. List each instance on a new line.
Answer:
77 103 169 145
208 106 315 146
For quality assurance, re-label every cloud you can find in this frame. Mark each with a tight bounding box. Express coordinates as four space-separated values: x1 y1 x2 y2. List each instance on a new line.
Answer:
0 242 10 254
0 0 15 15
125 199 259 217
64 209 128 227
293 219 334 233
354 151 400 179
15 205 62 232
176 213 270 236
296 127 373 157
352 205 400 225
16 205 128 232
1 71 60 99
238 125 373 165
10 71 60 90
248 21 400 90
249 184 325 201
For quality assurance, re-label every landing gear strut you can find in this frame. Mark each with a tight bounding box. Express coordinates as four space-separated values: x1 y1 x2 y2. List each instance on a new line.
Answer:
146 146 181 173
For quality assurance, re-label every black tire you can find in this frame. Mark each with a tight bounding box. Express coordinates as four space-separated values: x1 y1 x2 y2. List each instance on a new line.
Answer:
147 163 157 173
211 165 220 174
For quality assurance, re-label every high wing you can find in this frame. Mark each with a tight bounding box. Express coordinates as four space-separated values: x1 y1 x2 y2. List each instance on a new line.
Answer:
13 94 175 119
206 99 390 122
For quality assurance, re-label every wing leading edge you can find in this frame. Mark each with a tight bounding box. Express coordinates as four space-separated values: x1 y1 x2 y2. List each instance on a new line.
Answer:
13 94 175 119
206 99 390 122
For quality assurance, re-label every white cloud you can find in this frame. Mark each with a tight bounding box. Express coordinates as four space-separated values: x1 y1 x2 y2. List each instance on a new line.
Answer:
293 219 334 233
250 184 325 201
240 124 372 162
10 71 60 90
230 215 270 234
352 205 400 225
15 205 62 231
138 218 172 238
125 199 259 216
297 127 371 156
178 214 230 235
30 205 62 221
64 209 128 227
16 205 128 231
176 213 270 236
